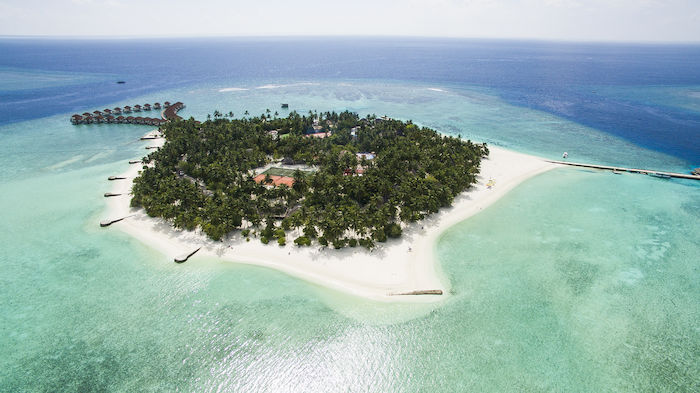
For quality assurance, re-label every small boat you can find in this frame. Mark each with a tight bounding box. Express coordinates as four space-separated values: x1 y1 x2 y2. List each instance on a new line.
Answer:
612 170 623 175
116 81 126 84
649 173 671 179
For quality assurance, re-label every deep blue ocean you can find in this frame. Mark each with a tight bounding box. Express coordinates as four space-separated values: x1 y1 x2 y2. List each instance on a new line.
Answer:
1 38 698 392
2 37 699 164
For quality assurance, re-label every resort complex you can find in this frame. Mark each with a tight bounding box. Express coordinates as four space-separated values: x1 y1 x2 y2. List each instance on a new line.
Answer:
128 110 488 249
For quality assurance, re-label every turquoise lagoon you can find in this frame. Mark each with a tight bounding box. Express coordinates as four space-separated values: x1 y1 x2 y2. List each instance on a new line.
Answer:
1 80 698 392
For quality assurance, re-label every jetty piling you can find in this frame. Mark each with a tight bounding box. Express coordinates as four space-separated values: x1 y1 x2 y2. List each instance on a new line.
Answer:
99 215 133 227
175 247 201 263
389 289 444 296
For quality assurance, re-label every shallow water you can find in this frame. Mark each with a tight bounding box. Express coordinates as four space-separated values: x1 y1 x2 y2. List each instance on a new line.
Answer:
1 40 699 391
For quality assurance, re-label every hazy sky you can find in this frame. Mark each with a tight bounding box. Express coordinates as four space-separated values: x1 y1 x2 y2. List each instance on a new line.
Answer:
1 0 699 42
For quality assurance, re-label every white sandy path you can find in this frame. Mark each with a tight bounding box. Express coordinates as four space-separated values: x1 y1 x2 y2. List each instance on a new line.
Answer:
104 133 557 303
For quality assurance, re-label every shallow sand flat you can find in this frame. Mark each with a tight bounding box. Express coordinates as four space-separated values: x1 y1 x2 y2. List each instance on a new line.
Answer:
105 135 557 302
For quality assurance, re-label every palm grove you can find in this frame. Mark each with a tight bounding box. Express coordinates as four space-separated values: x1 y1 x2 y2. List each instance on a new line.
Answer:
130 110 488 249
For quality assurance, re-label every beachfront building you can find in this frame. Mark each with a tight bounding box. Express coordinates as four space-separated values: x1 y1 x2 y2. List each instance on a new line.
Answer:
304 132 330 139
356 152 376 161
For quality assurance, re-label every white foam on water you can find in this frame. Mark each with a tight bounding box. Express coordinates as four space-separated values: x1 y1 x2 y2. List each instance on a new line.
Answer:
46 155 84 170
218 87 249 92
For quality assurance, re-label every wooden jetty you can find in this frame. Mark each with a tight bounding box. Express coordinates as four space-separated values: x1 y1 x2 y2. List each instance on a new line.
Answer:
140 136 159 140
546 160 700 181
145 146 159 150
108 176 126 180
104 192 122 197
128 160 141 164
389 289 443 296
175 247 201 263
99 215 132 227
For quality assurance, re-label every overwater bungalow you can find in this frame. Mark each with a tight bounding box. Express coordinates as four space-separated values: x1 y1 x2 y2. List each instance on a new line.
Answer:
93 110 103 117
71 114 83 124
113 107 122 114
105 115 115 123
153 102 161 110
123 106 132 113
116 115 125 123
94 115 105 123
103 108 112 115
133 104 142 112
163 101 171 108
143 103 151 111
126 116 135 124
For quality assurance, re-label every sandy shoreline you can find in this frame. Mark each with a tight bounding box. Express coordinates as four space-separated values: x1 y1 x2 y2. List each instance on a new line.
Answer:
104 131 558 302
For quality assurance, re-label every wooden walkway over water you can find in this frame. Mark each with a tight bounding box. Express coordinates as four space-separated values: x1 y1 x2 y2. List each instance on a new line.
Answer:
70 101 185 125
546 160 700 181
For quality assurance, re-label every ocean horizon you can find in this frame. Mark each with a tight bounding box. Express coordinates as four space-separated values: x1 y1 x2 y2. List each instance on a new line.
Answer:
1 37 698 392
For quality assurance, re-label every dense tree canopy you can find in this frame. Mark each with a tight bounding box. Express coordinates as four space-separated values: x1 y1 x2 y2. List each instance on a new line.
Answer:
131 110 488 249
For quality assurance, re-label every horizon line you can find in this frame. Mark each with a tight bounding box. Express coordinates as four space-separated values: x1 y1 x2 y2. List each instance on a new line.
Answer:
1 34 700 46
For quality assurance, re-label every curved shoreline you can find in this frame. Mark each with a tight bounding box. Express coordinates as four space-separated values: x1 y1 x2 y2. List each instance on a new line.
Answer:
104 132 558 302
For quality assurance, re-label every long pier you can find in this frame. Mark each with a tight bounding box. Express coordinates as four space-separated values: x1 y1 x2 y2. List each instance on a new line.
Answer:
70 101 185 125
547 160 700 181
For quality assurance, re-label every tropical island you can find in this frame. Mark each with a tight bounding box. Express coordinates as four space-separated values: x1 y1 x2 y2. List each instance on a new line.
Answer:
130 111 489 249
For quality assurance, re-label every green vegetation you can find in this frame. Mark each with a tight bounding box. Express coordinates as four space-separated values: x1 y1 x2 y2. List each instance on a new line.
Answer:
130 110 488 249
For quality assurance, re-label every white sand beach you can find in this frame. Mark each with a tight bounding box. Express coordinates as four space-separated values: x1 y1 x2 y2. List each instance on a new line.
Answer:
104 132 558 302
